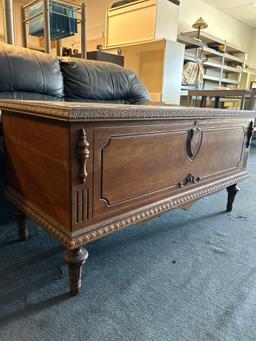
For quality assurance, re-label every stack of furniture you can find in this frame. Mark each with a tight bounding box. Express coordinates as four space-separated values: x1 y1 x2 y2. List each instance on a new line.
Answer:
105 0 179 47
104 0 184 105
104 39 184 104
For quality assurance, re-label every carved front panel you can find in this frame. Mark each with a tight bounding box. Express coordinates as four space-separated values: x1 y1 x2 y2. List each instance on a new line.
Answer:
93 121 247 216
99 131 188 204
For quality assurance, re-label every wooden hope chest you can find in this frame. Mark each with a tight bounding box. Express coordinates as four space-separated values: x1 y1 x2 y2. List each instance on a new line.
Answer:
0 100 254 295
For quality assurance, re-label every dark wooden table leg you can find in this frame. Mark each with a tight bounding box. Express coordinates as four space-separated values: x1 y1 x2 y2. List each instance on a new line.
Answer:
16 213 28 241
214 96 220 108
241 97 245 110
200 96 207 107
63 247 89 296
226 184 240 212
187 95 192 107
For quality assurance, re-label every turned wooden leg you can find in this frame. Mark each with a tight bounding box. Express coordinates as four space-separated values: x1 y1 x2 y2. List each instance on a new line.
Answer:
63 247 88 296
226 184 240 212
16 213 28 241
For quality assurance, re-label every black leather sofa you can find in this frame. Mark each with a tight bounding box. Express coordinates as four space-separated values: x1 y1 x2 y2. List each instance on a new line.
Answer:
0 43 150 222
0 44 149 103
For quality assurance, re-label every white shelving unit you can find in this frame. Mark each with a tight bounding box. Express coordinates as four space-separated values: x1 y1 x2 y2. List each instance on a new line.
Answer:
178 31 247 95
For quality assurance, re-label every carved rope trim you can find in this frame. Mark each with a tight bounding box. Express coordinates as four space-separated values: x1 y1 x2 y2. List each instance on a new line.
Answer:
5 172 248 250
0 101 255 121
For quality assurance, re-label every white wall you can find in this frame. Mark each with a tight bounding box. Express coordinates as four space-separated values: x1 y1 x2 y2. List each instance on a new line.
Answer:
179 0 252 54
248 29 256 68
0 2 4 39
86 0 113 40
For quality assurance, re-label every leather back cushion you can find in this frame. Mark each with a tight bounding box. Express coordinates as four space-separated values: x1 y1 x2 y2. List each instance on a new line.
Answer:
60 58 150 104
0 44 64 98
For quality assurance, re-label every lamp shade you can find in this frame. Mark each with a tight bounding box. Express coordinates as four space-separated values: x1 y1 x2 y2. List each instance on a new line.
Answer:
192 17 208 30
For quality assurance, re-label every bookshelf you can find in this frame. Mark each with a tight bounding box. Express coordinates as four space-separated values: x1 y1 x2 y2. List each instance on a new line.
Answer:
178 31 247 96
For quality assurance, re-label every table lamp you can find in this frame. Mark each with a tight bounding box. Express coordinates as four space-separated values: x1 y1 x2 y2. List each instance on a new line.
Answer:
192 17 208 39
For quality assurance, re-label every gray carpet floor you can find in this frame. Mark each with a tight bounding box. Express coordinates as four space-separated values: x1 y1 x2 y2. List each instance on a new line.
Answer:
1 143 256 341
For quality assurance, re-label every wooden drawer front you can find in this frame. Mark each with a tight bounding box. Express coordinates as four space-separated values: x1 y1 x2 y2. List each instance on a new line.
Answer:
93 123 246 216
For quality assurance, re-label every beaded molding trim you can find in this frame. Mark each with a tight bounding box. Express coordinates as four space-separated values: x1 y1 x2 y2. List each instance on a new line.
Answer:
0 100 255 121
5 172 248 250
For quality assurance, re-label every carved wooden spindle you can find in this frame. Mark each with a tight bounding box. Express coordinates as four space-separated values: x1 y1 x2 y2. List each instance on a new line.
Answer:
77 129 89 184
226 184 240 212
63 247 88 296
17 213 28 241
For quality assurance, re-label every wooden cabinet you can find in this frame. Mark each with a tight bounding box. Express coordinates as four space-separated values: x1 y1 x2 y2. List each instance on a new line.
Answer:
1 100 253 239
1 100 254 295
86 51 124 66
104 39 184 104
105 0 182 104
105 0 179 48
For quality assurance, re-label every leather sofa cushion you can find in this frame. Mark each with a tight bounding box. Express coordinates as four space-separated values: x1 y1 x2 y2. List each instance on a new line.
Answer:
0 44 64 98
60 58 150 104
